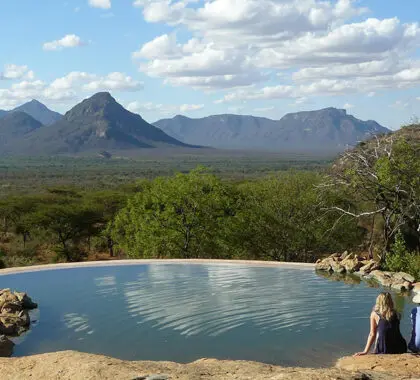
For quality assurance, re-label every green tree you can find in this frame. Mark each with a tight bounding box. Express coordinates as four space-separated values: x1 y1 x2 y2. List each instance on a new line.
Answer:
112 168 236 258
31 204 102 261
233 172 363 262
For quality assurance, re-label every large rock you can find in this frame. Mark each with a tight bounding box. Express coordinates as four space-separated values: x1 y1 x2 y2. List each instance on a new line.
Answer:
413 283 420 293
0 289 37 338
0 335 14 357
15 292 38 310
0 350 405 380
341 257 363 273
359 261 379 276
393 272 415 283
336 354 420 378
331 261 346 274
369 270 393 287
315 258 334 272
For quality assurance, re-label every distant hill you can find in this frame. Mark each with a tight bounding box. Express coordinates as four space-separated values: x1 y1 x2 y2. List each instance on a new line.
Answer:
0 100 62 126
3 92 195 155
12 100 62 125
154 108 390 152
0 112 43 147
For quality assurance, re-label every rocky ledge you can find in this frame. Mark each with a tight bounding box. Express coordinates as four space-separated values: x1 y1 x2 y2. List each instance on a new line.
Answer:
316 252 417 292
0 289 38 357
0 351 418 380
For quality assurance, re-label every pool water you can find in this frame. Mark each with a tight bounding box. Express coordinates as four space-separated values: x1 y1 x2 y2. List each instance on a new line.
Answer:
0 263 415 367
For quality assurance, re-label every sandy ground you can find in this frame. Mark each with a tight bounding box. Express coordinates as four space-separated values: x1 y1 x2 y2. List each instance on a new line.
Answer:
0 259 314 276
0 351 419 380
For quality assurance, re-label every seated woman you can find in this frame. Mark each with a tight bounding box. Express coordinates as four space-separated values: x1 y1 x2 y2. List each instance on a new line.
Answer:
408 293 420 353
355 292 407 356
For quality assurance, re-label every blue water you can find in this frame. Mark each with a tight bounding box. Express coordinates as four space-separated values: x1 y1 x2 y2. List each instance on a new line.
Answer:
0 264 415 367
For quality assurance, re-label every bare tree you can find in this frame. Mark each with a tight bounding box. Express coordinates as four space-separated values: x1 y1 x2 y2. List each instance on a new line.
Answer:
319 128 420 262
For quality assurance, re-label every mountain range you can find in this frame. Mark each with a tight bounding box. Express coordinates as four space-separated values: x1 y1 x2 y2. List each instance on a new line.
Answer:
0 93 390 156
154 108 389 152
0 93 193 155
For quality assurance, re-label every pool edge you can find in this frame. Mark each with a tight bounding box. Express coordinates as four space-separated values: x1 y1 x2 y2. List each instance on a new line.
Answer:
0 259 315 276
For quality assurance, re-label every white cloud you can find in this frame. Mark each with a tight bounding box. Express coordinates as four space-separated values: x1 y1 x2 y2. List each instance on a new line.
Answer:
132 0 420 102
43 34 85 51
390 100 410 109
254 106 275 112
89 0 111 9
343 103 355 109
82 72 143 92
127 101 203 115
0 64 34 80
0 69 143 108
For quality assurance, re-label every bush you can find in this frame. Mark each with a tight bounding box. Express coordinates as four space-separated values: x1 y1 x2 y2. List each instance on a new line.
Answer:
2 255 35 268
385 231 420 280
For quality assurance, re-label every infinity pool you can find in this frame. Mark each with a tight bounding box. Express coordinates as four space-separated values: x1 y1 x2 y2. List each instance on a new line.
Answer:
0 263 415 367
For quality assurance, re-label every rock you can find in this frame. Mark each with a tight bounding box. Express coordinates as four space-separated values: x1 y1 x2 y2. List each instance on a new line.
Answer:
331 262 346 274
315 258 334 272
0 321 16 336
393 272 415 283
369 270 394 287
1 302 22 314
340 251 351 260
336 353 420 378
16 310 30 327
390 282 407 292
359 261 379 276
0 350 407 380
403 281 413 290
342 257 363 273
15 292 38 310
0 290 37 338
0 335 14 357
329 252 341 258
413 283 420 293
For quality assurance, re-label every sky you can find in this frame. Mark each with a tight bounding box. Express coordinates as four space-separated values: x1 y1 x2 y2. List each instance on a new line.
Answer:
0 0 419 128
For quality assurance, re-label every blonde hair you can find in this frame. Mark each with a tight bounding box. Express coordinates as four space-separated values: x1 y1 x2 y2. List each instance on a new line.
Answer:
374 292 395 321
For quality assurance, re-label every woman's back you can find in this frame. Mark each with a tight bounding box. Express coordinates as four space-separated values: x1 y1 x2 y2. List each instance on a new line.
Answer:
375 312 407 354
409 306 420 353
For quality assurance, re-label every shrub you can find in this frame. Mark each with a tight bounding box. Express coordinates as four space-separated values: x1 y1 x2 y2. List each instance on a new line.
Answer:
385 230 420 280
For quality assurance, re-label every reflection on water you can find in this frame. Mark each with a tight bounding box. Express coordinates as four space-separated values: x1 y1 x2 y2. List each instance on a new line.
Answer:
0 264 415 367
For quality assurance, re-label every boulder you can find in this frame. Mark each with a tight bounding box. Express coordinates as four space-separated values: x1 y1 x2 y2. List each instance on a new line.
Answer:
390 282 408 292
331 262 346 274
340 251 351 260
15 292 38 310
369 270 394 287
342 257 363 273
1 302 22 314
393 272 415 283
0 335 14 357
315 258 334 272
359 261 379 276
16 311 30 328
0 321 16 336
413 283 420 293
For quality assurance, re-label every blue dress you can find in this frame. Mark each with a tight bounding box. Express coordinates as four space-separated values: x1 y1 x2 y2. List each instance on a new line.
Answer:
408 306 420 353
374 312 407 354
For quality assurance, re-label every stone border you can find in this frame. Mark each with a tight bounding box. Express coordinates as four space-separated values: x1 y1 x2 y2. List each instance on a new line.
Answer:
0 259 314 276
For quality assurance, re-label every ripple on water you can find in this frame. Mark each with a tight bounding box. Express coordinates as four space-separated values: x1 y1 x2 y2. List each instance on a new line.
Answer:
0 263 415 367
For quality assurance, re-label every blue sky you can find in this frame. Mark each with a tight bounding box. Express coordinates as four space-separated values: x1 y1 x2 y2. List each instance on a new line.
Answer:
0 0 419 128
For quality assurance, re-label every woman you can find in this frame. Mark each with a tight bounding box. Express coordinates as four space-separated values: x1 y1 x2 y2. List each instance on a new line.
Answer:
355 292 407 356
408 293 420 353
